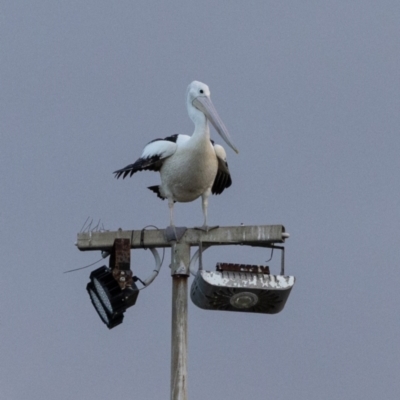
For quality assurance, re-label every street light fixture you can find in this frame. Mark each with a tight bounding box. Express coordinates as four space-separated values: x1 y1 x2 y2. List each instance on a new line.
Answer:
190 245 295 314
86 239 162 329
190 263 295 314
87 265 139 329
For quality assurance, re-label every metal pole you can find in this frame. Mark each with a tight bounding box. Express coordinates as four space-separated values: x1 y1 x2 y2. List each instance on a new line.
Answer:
170 242 190 400
171 275 188 400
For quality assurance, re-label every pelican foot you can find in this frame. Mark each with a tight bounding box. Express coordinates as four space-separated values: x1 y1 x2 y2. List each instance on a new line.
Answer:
165 226 187 242
194 225 219 233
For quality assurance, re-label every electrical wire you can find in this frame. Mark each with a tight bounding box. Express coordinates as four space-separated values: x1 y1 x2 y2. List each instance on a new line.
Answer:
63 257 104 274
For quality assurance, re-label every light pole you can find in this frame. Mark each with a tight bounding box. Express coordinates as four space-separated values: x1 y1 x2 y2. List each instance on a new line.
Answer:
76 224 293 400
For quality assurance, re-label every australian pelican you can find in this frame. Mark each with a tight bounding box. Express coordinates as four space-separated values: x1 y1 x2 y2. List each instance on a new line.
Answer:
114 81 238 231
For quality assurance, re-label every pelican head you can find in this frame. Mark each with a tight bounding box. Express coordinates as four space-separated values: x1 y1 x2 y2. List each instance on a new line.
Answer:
187 81 239 154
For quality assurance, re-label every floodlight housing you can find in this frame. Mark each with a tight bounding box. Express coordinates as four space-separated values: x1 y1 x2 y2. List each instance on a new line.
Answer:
87 265 139 329
190 263 295 314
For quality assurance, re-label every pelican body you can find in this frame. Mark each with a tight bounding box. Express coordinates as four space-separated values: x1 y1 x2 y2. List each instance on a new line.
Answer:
114 81 238 228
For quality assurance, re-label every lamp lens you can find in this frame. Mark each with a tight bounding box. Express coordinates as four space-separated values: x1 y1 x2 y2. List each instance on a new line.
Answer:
93 278 113 313
89 288 110 324
230 292 259 309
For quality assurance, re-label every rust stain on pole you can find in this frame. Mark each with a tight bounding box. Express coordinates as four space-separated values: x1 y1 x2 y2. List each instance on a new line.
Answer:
110 239 133 290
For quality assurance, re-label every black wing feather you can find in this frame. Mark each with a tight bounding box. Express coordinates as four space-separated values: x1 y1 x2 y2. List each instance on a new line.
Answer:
212 159 232 195
114 155 163 179
147 185 165 200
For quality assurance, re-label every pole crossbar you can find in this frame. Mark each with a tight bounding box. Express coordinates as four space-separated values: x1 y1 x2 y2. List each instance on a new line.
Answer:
76 224 287 252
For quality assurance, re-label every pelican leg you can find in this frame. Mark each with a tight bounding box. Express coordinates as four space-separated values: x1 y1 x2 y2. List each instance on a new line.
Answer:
165 199 177 240
165 199 187 241
168 199 175 226
194 189 219 232
201 191 209 227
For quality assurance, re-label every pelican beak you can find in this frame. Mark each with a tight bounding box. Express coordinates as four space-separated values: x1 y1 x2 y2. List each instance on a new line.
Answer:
192 96 239 154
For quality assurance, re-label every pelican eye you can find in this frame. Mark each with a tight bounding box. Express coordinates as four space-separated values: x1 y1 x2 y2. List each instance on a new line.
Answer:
199 89 204 94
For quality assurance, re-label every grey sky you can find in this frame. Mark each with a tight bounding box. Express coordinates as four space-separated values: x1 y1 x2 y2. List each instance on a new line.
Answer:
1 1 399 399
